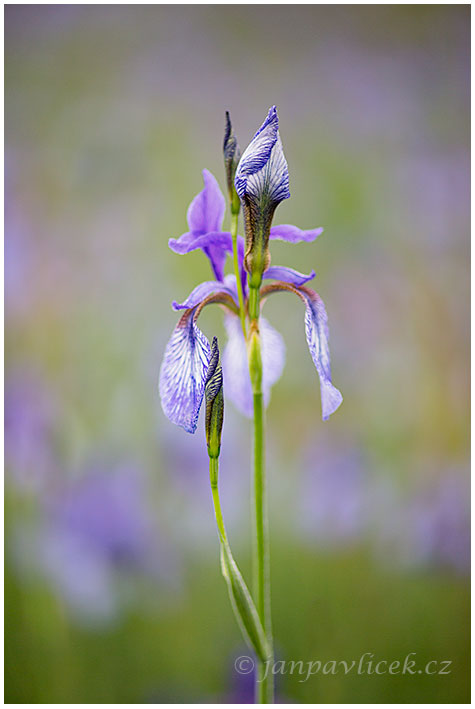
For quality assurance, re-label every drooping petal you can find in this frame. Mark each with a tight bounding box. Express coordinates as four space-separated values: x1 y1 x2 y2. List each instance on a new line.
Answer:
172 281 226 311
222 315 285 418
222 315 251 416
269 224 324 243
260 282 342 420
186 169 225 235
261 318 286 406
300 287 343 421
172 277 239 311
263 265 315 287
159 309 211 433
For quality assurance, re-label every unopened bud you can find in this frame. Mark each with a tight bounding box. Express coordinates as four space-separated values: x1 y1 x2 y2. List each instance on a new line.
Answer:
223 111 241 214
205 337 224 460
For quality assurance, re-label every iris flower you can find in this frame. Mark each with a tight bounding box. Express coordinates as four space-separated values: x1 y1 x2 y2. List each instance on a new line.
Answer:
160 106 342 433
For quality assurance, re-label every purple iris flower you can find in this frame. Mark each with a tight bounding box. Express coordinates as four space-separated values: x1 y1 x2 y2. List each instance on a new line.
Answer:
160 106 342 432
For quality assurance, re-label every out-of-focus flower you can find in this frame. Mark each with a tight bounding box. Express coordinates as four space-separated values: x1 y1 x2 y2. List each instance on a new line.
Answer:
399 471 470 574
15 465 180 624
298 441 369 547
5 370 58 493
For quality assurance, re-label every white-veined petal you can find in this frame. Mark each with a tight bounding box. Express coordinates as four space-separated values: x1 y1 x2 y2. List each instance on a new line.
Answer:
159 311 211 433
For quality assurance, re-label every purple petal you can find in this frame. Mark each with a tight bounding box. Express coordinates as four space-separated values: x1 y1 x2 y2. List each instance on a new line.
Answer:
169 230 233 282
186 169 225 236
172 281 225 311
263 265 315 286
159 310 211 433
299 287 343 420
222 315 285 417
172 277 239 311
270 224 324 243
235 106 290 206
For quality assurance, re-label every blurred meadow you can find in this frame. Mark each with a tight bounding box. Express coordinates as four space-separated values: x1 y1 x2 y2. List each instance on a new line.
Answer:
5 5 470 704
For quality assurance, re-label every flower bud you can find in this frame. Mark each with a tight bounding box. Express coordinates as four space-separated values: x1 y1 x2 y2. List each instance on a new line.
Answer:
205 337 224 459
223 111 241 214
234 106 290 289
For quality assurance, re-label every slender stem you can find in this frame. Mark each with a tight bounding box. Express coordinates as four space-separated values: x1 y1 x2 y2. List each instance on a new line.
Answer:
252 366 274 702
230 210 247 337
209 457 228 544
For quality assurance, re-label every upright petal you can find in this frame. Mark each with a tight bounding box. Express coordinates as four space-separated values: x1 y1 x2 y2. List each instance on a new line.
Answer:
222 315 285 417
187 169 225 235
270 224 324 243
159 309 211 433
260 282 342 420
168 170 228 281
263 265 315 287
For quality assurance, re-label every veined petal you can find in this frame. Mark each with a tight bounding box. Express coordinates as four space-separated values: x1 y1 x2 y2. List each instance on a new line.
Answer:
270 224 324 243
172 277 239 311
222 315 285 418
300 287 343 420
235 106 290 207
263 265 315 286
159 309 211 433
260 282 342 421
186 169 225 235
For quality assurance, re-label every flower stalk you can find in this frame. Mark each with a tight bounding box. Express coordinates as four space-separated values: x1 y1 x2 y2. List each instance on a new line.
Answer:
248 322 274 703
206 339 270 666
160 105 343 706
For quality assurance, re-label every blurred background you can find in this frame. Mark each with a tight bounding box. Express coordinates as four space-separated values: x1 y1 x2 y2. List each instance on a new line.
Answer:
5 5 469 703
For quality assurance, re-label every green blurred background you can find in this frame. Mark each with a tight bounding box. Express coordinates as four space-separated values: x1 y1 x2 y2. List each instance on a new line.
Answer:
5 5 470 703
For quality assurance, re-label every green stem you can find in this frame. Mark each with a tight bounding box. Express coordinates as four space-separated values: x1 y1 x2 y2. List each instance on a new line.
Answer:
210 457 227 544
230 210 247 337
252 370 274 702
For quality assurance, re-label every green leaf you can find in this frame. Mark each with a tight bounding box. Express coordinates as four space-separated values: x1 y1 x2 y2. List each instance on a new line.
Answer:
218 535 270 664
